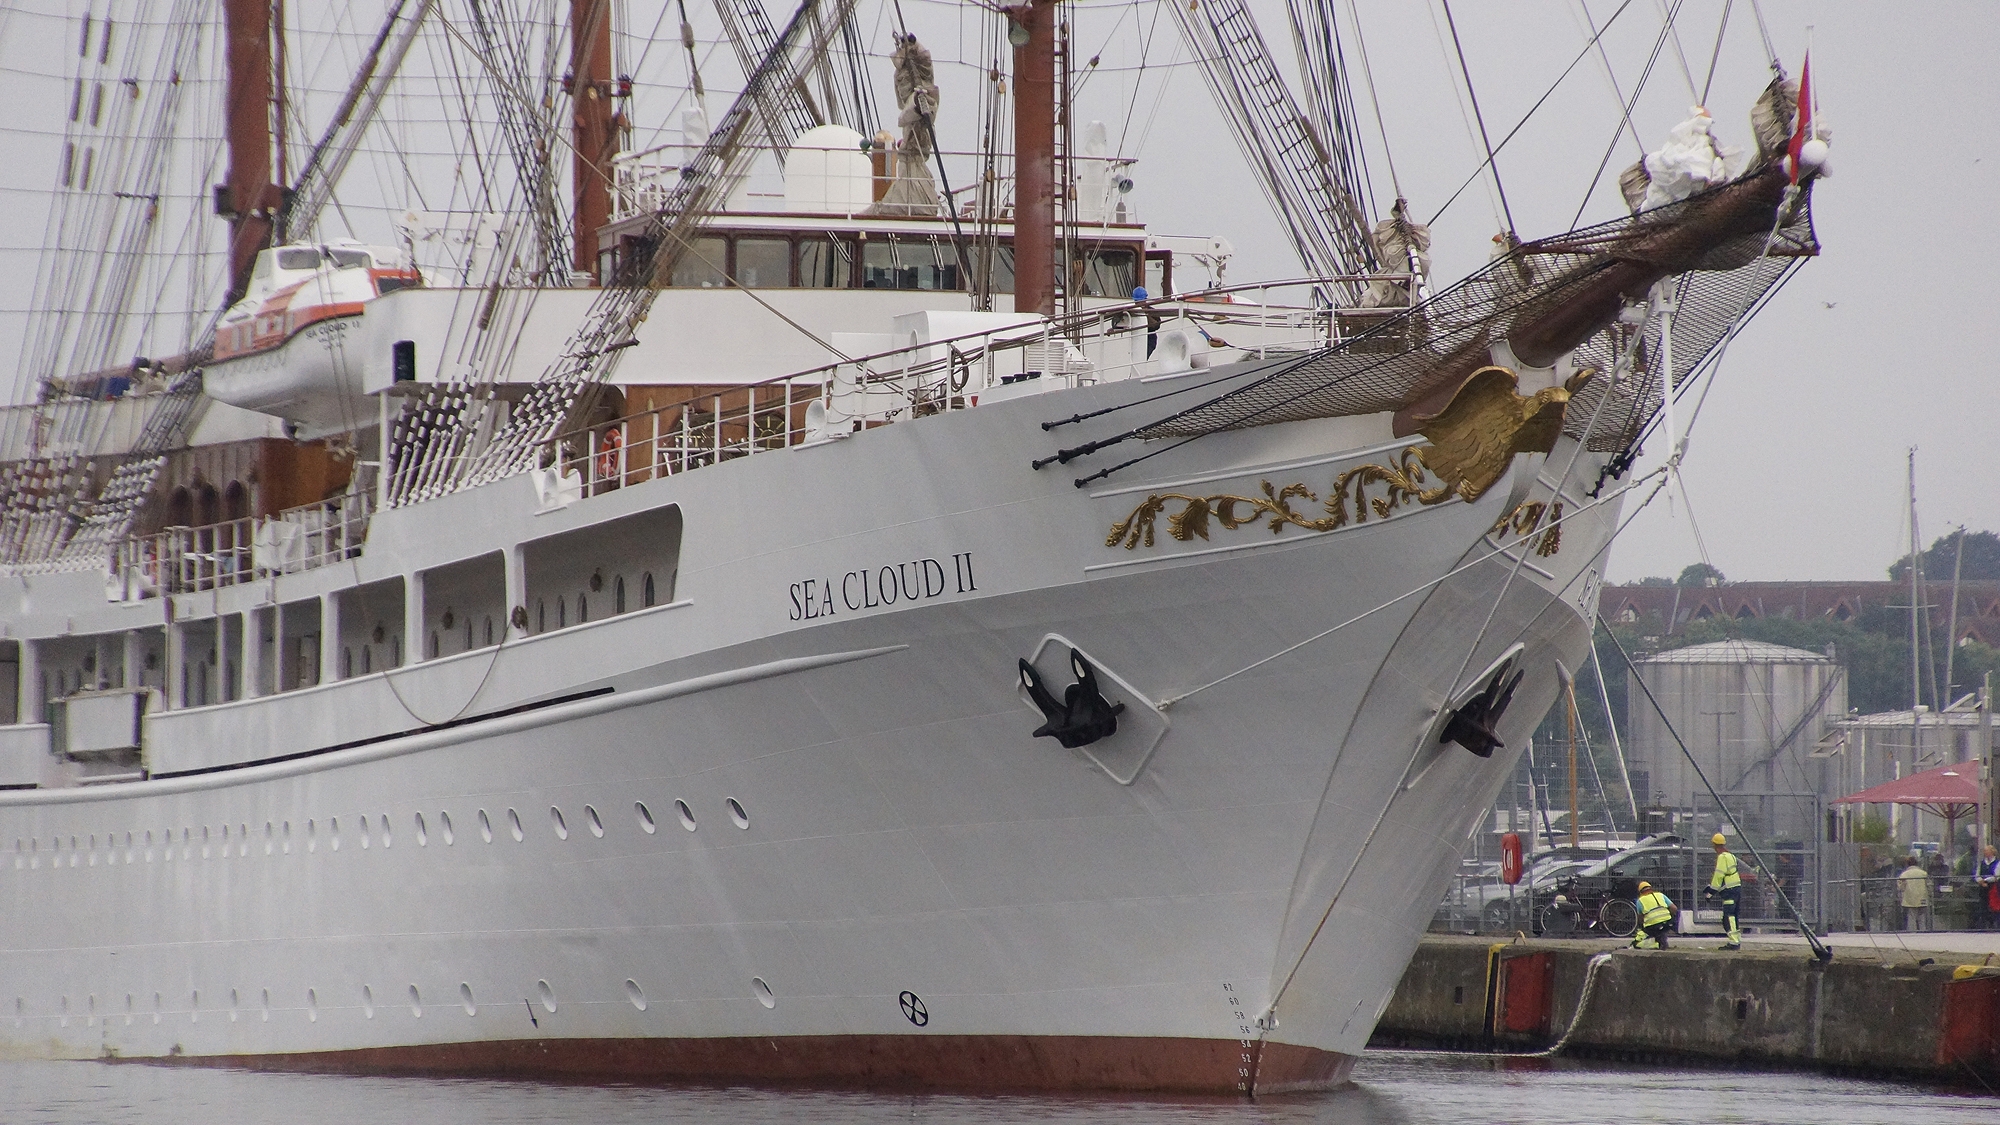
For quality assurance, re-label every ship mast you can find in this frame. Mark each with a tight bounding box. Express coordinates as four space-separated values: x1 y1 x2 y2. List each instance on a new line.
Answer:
220 0 283 303
570 0 618 282
1008 0 1057 317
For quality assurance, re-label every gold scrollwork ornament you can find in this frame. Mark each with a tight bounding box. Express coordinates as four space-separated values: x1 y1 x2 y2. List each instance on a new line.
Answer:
1106 448 1453 550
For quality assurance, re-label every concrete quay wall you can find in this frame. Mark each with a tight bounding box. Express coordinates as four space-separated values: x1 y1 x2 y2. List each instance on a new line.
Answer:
1371 935 2000 1083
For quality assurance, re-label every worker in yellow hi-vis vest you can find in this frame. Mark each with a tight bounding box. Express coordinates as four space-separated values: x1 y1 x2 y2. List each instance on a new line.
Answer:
1705 833 1743 950
1632 881 1677 949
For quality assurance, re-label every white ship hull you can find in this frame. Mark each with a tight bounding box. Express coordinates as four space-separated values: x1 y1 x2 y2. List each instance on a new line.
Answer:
0 368 1615 1092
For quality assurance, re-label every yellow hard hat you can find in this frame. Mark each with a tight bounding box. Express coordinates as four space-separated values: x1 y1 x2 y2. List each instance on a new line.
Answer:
1712 833 1728 847
1637 880 1652 891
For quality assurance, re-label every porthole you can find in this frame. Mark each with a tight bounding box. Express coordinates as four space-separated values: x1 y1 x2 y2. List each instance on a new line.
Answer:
362 985 375 1019
550 807 568 840
329 816 340 851
624 979 647 1011
459 983 477 1016
585 805 604 838
381 814 392 848
675 800 696 831
408 985 423 1018
415 812 428 847
752 978 776 1009
536 979 557 1014
507 808 524 842
727 798 750 829
635 802 657 833
478 809 494 843
439 811 455 845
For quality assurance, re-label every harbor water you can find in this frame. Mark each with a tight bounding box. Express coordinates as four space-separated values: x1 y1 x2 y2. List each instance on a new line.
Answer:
2 1050 1992 1124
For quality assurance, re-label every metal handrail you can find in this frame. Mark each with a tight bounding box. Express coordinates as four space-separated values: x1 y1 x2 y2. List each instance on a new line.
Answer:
532 275 1427 497
109 483 376 599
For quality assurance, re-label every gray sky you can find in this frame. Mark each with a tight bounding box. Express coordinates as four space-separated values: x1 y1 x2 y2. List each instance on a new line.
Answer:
2 1 1993 584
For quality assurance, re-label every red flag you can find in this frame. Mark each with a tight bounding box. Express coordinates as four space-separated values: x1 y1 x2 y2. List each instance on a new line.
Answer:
1787 54 1814 183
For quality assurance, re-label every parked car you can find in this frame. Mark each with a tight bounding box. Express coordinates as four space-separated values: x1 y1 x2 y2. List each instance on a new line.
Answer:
1536 835 1700 937
1469 858 1593 931
1432 845 1613 931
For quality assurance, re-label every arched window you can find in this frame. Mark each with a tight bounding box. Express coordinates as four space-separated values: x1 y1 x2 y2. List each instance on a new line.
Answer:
465 620 473 650
615 575 626 614
484 617 494 646
558 597 567 628
578 594 588 624
362 647 372 674
342 648 353 679
642 572 656 608
429 631 439 659
537 599 546 633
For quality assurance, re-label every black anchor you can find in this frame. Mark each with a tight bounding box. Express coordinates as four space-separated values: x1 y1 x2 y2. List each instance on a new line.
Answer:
1440 663 1524 758
1020 647 1126 750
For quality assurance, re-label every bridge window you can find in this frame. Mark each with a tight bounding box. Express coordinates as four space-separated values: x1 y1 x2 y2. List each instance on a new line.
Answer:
862 235 959 291
668 237 728 288
798 235 854 288
735 238 791 287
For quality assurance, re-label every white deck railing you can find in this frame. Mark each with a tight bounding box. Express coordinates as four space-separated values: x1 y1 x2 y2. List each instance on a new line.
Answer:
108 484 376 600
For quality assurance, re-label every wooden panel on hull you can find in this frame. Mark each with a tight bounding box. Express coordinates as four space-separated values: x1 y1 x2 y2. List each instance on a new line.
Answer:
162 1034 1353 1095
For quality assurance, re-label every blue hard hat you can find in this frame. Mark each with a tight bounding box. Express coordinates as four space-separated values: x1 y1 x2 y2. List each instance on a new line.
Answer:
1131 286 1149 301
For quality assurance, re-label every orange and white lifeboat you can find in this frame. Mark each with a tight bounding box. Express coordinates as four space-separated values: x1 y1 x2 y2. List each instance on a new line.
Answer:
206 240 422 433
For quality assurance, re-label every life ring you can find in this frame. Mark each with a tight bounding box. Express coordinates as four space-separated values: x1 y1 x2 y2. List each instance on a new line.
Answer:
595 426 623 480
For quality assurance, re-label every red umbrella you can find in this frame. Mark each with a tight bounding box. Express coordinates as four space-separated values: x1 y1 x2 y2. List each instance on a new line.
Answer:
1833 760 1982 859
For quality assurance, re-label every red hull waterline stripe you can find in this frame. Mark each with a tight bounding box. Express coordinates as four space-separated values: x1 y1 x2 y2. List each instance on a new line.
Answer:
139 1035 1354 1095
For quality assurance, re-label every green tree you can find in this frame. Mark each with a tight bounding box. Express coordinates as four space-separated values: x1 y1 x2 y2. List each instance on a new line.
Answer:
1677 562 1725 587
1889 529 2000 582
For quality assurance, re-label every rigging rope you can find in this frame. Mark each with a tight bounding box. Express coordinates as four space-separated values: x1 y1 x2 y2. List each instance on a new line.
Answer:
1438 0 1515 237
1568 2 1687 229
1428 0 1642 227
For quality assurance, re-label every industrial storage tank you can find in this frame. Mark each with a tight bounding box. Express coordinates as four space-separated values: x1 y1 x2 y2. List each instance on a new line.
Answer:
1627 639 1848 841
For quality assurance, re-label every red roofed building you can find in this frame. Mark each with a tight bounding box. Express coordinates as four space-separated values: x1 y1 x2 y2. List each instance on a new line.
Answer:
1603 580 2000 646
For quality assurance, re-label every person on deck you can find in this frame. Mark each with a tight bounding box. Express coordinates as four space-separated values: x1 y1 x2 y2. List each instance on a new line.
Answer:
1898 855 1931 932
1704 833 1743 951
1632 881 1677 950
1975 845 2000 931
